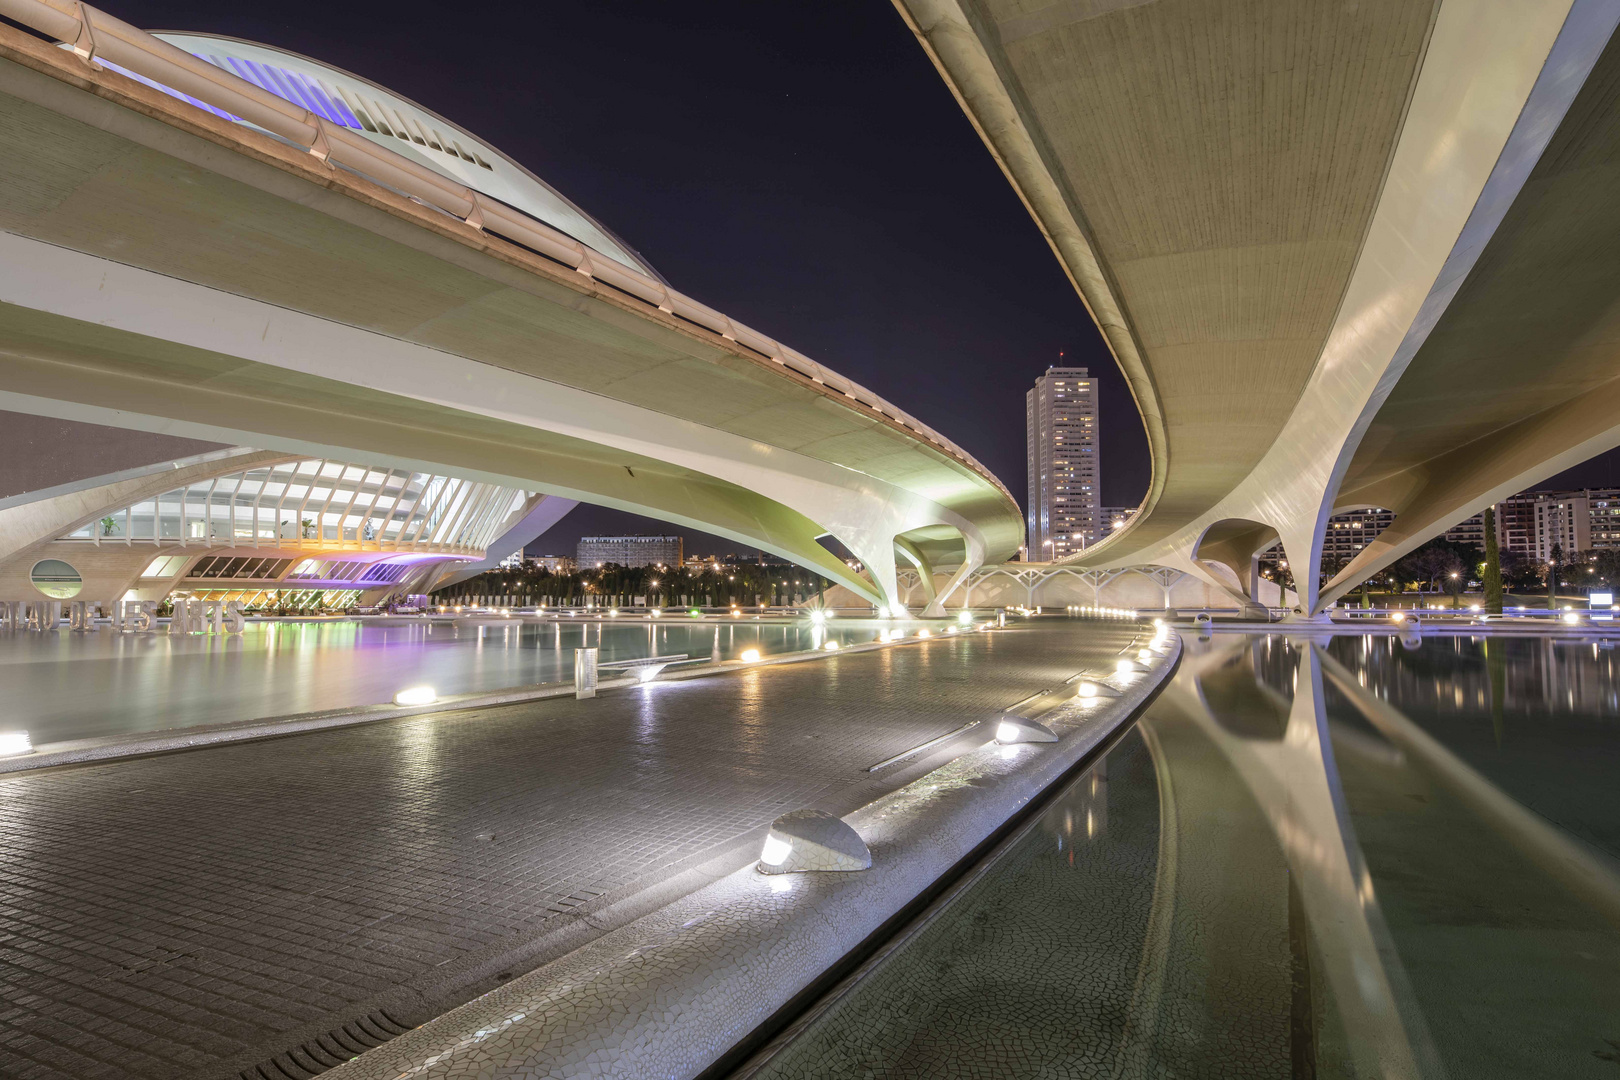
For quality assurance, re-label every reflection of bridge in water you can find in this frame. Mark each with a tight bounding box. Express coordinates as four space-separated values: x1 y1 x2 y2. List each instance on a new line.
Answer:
1152 634 1620 1078
748 630 1620 1077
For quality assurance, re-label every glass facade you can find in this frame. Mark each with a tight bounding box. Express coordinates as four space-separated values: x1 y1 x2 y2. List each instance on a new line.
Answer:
63 459 527 556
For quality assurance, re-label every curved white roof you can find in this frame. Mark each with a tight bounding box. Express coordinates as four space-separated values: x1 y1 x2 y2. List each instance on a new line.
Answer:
147 32 658 278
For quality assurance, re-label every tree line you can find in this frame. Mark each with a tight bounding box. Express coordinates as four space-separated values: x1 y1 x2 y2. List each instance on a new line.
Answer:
435 560 834 608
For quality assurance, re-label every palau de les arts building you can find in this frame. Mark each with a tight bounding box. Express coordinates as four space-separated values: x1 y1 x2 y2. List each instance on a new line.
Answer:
0 33 656 613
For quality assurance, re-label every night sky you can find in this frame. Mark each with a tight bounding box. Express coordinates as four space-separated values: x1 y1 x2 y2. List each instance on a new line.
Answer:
46 1 1620 554
97 0 1142 556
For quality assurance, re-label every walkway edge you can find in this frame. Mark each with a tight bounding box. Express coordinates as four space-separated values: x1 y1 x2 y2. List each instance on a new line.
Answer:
323 631 1180 1080
0 628 941 774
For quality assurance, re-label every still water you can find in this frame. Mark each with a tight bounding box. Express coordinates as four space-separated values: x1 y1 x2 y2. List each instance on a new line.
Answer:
745 632 1620 1079
0 617 874 745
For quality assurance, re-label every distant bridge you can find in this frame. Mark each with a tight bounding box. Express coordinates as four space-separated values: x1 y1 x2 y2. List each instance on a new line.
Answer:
0 1 1023 613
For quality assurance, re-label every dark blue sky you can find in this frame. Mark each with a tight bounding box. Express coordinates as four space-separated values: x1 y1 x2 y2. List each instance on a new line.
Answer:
71 1 1620 555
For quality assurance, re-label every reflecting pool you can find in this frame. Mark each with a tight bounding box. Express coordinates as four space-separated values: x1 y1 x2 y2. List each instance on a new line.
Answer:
744 631 1620 1079
0 617 878 745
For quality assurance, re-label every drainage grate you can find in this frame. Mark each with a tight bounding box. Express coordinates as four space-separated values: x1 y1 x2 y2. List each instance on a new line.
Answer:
233 1010 414 1080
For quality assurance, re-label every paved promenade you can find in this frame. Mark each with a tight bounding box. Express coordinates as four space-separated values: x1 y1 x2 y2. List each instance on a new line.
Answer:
0 619 1140 1080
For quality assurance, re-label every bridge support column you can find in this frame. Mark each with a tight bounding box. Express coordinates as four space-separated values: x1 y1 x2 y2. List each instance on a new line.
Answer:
922 535 985 617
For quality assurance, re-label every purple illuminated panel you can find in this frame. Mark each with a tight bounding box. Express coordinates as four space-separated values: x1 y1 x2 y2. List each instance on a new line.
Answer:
204 54 362 129
93 52 362 132
97 57 240 122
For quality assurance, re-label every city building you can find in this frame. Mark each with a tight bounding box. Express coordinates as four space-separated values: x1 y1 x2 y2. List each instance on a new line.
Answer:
576 535 683 569
1026 367 1100 560
1496 495 1539 558
1258 487 1620 576
530 555 577 574
1533 496 1591 562
1442 512 1487 549
1321 507 1397 566
1495 489 1620 559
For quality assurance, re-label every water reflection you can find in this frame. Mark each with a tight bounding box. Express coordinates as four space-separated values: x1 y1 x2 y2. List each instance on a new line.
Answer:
0 619 879 745
745 633 1620 1079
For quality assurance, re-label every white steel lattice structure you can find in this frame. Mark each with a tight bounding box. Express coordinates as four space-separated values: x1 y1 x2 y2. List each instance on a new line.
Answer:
62 458 527 555
0 449 560 607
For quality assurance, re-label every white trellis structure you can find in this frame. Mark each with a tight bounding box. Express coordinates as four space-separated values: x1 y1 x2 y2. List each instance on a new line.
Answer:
893 564 1211 611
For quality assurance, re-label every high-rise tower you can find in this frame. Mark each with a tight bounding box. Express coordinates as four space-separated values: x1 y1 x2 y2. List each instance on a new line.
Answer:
1026 367 1100 560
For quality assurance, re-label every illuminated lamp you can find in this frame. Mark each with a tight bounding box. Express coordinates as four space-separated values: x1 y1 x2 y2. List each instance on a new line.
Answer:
393 685 437 706
995 715 1058 744
740 648 762 662
0 731 32 757
757 809 871 874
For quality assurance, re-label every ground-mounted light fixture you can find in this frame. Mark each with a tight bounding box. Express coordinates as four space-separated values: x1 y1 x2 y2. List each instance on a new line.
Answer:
0 730 32 757
957 611 973 626
1116 657 1146 675
393 685 438 707
917 629 931 638
757 809 871 874
740 648 762 662
1075 679 1120 700
995 715 1058 744
822 640 840 651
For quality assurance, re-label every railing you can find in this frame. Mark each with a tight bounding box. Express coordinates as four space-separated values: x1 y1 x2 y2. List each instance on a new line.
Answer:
0 0 1015 509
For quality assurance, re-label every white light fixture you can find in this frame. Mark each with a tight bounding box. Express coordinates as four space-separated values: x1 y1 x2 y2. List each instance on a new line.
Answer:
1077 681 1098 698
1116 658 1138 675
741 648 762 662
1137 648 1153 661
917 629 931 638
810 610 826 625
1562 611 1581 625
957 611 973 625
995 715 1058 744
877 605 890 619
757 809 872 874
393 685 438 707
823 640 840 651
0 731 31 757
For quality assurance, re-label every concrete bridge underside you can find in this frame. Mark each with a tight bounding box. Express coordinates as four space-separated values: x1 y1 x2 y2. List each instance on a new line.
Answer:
0 16 1022 615
897 0 1620 617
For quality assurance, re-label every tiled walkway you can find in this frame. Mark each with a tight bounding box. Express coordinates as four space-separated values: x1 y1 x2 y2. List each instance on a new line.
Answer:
0 620 1139 1080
